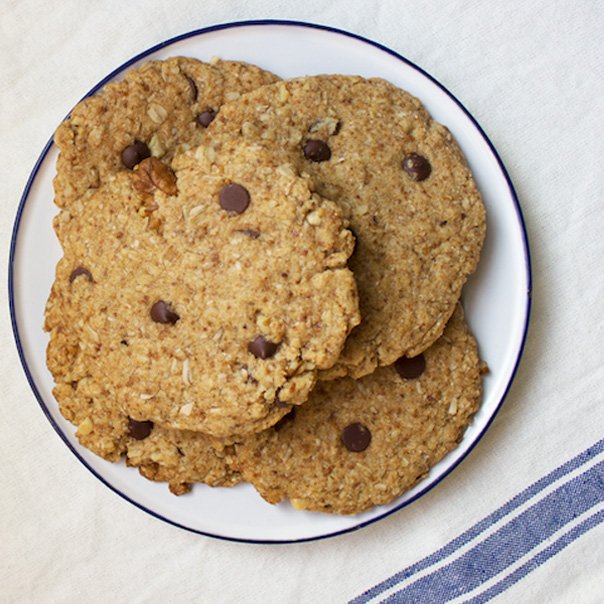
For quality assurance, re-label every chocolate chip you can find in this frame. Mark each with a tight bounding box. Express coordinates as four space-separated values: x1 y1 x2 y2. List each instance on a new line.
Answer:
120 339 129 346
248 335 279 359
394 354 426 379
219 183 250 214
121 140 151 169
341 422 371 452
402 153 431 181
69 267 93 283
236 228 261 239
185 75 198 102
150 300 180 324
197 109 216 128
303 139 331 162
127 417 154 440
274 408 296 432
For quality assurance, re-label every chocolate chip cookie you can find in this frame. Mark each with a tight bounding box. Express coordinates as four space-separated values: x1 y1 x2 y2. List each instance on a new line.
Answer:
232 305 482 515
46 257 240 494
46 140 360 440
206 75 486 379
53 56 279 209
125 425 239 495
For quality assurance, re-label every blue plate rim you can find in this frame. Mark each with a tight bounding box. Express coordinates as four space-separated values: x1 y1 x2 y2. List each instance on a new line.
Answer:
8 18 532 545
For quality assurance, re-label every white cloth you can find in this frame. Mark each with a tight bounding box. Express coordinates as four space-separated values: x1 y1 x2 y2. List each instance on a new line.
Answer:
1 1 603 602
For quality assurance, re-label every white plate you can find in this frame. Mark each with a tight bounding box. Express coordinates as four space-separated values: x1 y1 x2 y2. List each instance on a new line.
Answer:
8 21 531 543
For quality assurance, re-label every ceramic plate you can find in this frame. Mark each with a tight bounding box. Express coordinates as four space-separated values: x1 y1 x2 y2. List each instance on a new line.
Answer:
9 20 531 543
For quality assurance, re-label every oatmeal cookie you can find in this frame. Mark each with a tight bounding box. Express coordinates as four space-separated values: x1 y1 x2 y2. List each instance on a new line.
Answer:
45 257 239 494
206 75 486 379
46 140 359 439
232 305 482 515
53 57 279 208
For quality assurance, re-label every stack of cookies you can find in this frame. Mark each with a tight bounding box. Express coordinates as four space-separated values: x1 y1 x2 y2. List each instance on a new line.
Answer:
45 56 486 515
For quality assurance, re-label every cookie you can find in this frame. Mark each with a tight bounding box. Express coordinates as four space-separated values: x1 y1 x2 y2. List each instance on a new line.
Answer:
206 75 486 379
46 140 360 439
53 57 279 209
232 305 482 515
125 426 239 495
45 259 239 494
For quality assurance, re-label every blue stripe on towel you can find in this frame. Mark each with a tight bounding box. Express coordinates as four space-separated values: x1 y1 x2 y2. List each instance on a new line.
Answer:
381 460 604 603
351 439 604 604
465 509 604 603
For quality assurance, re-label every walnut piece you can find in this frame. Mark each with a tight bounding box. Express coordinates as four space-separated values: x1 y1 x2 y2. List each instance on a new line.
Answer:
132 157 177 196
